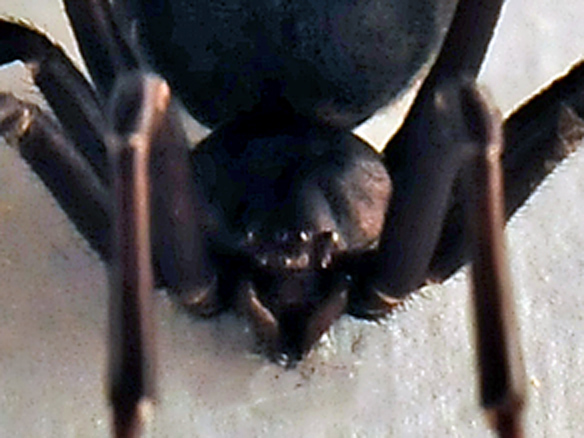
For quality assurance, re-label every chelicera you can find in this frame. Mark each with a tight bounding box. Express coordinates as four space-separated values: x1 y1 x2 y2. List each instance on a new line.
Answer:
1 1 583 437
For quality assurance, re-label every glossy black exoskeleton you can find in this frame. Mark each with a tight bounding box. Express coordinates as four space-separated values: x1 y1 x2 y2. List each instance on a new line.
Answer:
124 0 459 363
3 1 583 433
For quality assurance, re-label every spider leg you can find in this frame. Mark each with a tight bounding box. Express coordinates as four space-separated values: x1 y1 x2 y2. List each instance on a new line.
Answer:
1 12 216 434
354 0 525 436
107 74 160 438
0 93 111 256
457 83 525 438
63 1 218 304
503 60 584 229
431 58 584 279
352 81 481 306
0 20 109 179
351 0 506 303
63 0 139 98
358 77 525 438
352 0 498 309
107 71 217 436
0 16 216 298
138 86 218 310
0 19 112 255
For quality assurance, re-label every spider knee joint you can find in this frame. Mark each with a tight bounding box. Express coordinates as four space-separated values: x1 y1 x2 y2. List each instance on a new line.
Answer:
0 93 36 146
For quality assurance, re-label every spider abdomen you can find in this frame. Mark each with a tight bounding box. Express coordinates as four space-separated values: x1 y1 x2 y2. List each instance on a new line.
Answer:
135 0 457 128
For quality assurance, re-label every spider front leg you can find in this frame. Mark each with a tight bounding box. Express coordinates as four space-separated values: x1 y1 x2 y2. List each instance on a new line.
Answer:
0 14 217 301
460 87 525 438
106 71 219 437
0 14 217 436
353 78 524 438
350 0 508 308
107 74 160 438
67 0 219 307
352 0 524 435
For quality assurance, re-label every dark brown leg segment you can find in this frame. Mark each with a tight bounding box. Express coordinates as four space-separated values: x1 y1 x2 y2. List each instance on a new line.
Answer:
354 2 526 428
0 93 111 257
108 75 161 438
109 69 217 307
356 80 483 308
63 0 139 98
431 59 584 279
107 71 220 435
363 79 526 438
460 85 525 438
351 0 508 307
0 19 109 179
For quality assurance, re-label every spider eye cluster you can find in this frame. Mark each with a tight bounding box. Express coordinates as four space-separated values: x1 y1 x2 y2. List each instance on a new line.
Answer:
242 229 342 272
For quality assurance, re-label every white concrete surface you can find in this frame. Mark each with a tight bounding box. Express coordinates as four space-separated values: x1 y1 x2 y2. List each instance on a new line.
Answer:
0 1 583 437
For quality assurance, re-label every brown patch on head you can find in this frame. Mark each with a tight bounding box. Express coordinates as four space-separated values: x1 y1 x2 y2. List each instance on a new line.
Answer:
340 159 392 244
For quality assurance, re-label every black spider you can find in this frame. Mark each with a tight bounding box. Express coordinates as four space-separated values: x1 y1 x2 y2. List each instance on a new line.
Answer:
1 0 583 437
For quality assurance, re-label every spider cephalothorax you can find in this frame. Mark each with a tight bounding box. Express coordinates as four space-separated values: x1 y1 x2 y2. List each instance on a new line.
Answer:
190 103 392 361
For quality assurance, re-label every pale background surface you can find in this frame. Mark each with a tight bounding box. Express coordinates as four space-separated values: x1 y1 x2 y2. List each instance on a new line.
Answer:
0 1 583 437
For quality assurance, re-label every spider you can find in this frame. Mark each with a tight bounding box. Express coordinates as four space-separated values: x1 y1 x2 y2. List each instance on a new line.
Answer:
1 0 584 438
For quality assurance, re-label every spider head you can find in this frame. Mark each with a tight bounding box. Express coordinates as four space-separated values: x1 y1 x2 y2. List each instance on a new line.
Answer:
192 106 392 362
